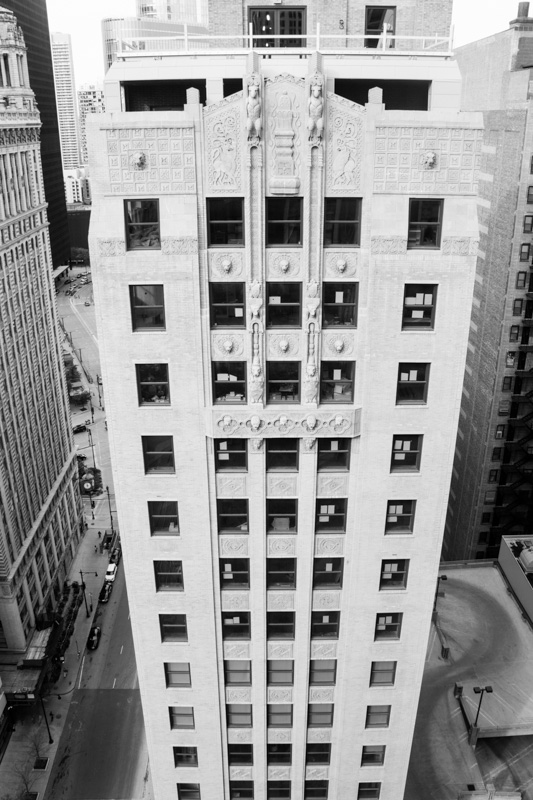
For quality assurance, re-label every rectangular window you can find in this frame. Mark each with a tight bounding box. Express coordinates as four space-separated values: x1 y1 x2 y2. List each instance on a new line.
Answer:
215 439 247 471
520 244 531 262
267 744 292 765
267 704 293 727
488 469 499 483
177 784 200 800
154 560 183 591
266 439 299 471
266 283 302 327
312 558 343 589
365 705 391 728
361 746 385 767
514 298 524 316
267 660 294 685
322 282 358 327
492 447 502 461
220 558 250 589
502 376 513 392
407 199 443 248
365 6 395 47
306 743 331 765
174 747 198 767
160 614 187 642
481 512 492 524
267 498 297 533
165 662 191 687
396 363 430 404
266 198 302 246
268 782 291 800
267 362 300 403
315 499 347 533
267 558 296 590
517 272 528 289
137 363 170 404
230 781 254 800
357 784 381 800
311 611 340 639
524 215 533 233
369 661 397 686
317 439 350 471
528 187 533 204
224 660 252 685
210 283 245 327
402 284 437 330
308 703 334 727
207 198 244 246
222 612 251 640
484 490 496 503
142 435 175 474
391 434 422 472
267 611 295 639
380 560 409 590
226 704 252 727
169 706 194 729
385 500 415 534
509 325 520 342
250 7 306 47
320 361 355 403
217 499 249 533
323 198 362 246
304 781 328 800
495 424 506 440
212 361 247 404
124 199 160 250
309 660 337 685
148 501 179 536
130 284 165 330
228 744 253 766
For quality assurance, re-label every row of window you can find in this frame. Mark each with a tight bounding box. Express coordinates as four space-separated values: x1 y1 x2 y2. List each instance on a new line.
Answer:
175 741 384 768
125 198 443 251
129 283 438 332
177 779 381 800
216 437 351 471
141 434 424 475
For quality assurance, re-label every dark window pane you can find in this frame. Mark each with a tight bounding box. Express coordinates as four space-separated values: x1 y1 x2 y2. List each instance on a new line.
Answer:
266 198 302 246
207 198 244 246
154 560 183 591
267 362 300 403
324 199 361 246
137 363 170 404
125 199 160 250
130 284 165 330
317 439 350 471
320 362 354 403
142 435 175 473
266 439 299 471
215 439 247 471
212 361 247 404
322 283 358 327
311 611 340 639
267 283 302 327
148 501 179 535
408 199 443 249
210 283 245 327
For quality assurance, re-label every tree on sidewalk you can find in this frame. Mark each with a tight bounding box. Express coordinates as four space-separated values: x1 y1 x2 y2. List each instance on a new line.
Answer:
1 757 37 800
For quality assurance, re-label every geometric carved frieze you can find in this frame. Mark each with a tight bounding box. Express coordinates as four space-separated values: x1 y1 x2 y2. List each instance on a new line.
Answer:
228 729 253 743
312 590 342 610
267 729 292 743
212 334 245 359
267 333 300 358
373 125 483 195
224 642 251 659
221 592 250 611
265 75 305 195
161 237 198 255
266 474 298 497
441 237 479 256
326 94 364 195
204 94 244 194
371 237 407 254
267 537 296 556
307 728 332 743
267 688 293 703
267 592 295 611
316 474 349 497
268 767 291 780
314 537 345 557
96 238 126 257
309 687 335 703
214 410 360 439
219 537 249 556
230 767 253 780
106 126 196 194
208 250 245 279
306 766 329 780
267 642 294 659
226 687 252 703
324 251 358 278
323 333 354 358
310 641 337 659
216 475 247 497
266 250 301 278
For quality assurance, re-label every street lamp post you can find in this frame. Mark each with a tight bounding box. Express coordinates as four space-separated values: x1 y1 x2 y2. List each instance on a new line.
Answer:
473 685 493 728
433 574 447 614
87 427 96 469
79 570 98 618
106 485 115 537
39 695 53 744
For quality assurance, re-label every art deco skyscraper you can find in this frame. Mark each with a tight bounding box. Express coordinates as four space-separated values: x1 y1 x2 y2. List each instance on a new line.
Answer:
50 31 80 170
78 84 105 167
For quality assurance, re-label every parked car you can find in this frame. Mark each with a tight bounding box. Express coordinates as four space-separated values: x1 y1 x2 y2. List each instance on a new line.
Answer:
99 582 113 604
105 563 118 583
73 424 87 434
84 300 91 307
87 625 101 650
110 547 122 565
97 375 103 385
64 278 71 284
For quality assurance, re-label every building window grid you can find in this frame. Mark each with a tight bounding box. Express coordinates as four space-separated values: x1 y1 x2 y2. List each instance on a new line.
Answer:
322 282 358 327
361 745 386 767
169 706 195 729
268 744 292 765
222 612 251 640
124 199 160 250
266 438 299 471
365 705 391 728
379 560 409 590
357 783 381 800
220 558 250 589
266 197 302 246
402 284 437 329
142 435 175 474
212 361 247 404
520 244 531 262
174 747 198 767
267 611 295 639
391 434 422 472
309 659 337 685
266 558 297 590
374 613 402 640
267 660 294 685
396 363 430 404
129 284 165 331
315 499 347 533
160 614 187 642
385 500 416 534
154 560 183 591
228 744 253 766
215 439 248 471
320 361 355 403
217 499 249 533
210 283 246 327
136 363 170 405
312 558 344 589
517 272 528 289
524 215 533 233
225 660 252 685
369 661 397 686
266 282 302 328
230 782 254 800
267 498 297 533
311 611 340 639
267 361 300 403
407 199 443 248
148 501 179 535
267 704 293 728
165 662 191 687
226 704 253 727
177 784 201 800
207 198 244 247
317 439 350 471
323 198 362 246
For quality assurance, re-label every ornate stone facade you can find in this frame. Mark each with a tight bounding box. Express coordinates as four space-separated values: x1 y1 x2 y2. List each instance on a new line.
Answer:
325 94 364 194
204 94 244 193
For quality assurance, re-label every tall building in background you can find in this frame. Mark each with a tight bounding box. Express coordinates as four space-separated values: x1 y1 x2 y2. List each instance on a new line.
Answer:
0 7 81 652
444 1 533 560
137 0 208 26
1 0 70 267
88 1 481 797
78 83 105 166
51 31 80 170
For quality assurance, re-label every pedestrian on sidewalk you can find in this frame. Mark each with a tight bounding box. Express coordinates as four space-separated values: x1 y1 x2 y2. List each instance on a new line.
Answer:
98 531 101 538
94 545 98 553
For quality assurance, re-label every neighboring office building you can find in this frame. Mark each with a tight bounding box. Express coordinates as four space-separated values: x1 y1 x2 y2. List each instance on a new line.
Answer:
51 31 80 170
443 2 533 560
78 83 105 166
0 8 81 652
137 0 208 26
64 167 91 205
88 1 481 797
1 0 70 267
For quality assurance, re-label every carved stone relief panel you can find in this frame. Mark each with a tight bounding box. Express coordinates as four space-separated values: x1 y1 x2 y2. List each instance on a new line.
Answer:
106 126 196 194
312 591 341 610
265 75 305 194
230 767 253 780
267 642 294 659
216 474 247 497
228 729 253 744
309 687 334 703
325 94 364 194
204 94 244 193
266 250 301 278
267 688 293 703
268 767 291 780
97 238 126 257
371 236 407 254
267 333 300 358
213 409 360 439
307 729 332 743
266 474 298 497
224 642 251 659
226 687 252 703
219 537 249 556
267 592 295 611
267 537 296 556
322 333 354 358
161 237 198 255
442 237 479 256
373 126 483 194
221 592 250 611
208 250 245 280
212 334 245 360
314 537 344 557
323 251 357 278
267 729 292 743
310 641 337 659
316 474 349 497
305 766 329 780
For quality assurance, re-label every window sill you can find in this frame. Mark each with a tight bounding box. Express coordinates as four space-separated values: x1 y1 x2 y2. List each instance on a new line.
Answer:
315 529 346 535
265 245 302 249
144 471 176 476
208 244 245 249
132 328 167 333
216 468 248 473
139 402 171 407
406 245 440 251
384 531 413 536
323 245 360 249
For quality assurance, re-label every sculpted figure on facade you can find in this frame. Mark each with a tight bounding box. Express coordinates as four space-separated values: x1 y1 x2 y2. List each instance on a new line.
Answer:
304 324 319 404
246 74 262 143
250 323 264 404
307 73 324 143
